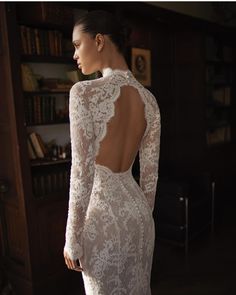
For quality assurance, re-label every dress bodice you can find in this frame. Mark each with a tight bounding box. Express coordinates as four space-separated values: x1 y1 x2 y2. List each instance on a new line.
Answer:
70 69 158 155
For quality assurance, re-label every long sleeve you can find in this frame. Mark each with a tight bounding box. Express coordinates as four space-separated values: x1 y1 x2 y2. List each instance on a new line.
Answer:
64 83 95 260
139 99 161 212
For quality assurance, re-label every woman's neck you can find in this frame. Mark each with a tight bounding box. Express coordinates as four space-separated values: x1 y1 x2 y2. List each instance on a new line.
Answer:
100 41 129 74
103 55 128 72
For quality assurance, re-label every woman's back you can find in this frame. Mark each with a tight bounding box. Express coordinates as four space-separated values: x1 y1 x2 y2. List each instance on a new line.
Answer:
68 68 160 201
96 84 147 173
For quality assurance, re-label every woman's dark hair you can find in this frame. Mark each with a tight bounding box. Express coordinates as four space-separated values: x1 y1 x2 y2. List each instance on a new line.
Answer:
74 10 129 54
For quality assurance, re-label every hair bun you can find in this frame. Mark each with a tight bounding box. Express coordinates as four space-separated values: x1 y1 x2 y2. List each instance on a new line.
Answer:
74 10 131 54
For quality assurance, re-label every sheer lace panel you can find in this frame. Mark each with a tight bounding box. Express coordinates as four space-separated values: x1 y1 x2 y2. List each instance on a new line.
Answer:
64 82 96 260
139 97 161 211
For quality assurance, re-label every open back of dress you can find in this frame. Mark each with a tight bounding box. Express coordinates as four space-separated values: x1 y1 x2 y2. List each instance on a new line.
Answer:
96 85 147 173
65 69 161 295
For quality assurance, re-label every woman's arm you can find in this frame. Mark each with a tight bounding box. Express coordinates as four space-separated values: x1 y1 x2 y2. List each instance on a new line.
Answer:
64 83 95 263
139 98 161 212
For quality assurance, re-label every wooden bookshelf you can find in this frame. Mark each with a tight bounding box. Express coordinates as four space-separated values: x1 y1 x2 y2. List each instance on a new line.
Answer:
205 34 235 148
21 55 73 64
0 3 79 295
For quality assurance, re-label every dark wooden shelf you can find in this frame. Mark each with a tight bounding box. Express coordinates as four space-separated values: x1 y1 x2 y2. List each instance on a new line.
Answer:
31 158 71 167
207 121 230 129
206 103 231 109
21 54 74 64
206 60 236 66
207 141 231 149
206 81 233 87
24 90 70 95
26 120 69 126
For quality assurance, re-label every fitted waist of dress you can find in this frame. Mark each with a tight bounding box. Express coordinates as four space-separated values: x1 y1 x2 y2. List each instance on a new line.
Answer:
92 163 152 218
95 163 133 178
93 163 135 189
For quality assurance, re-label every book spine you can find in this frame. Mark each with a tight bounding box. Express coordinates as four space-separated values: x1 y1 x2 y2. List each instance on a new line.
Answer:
29 132 44 158
28 134 38 158
58 31 62 56
47 96 51 123
30 27 37 55
34 28 41 55
20 25 28 54
39 29 44 55
48 30 54 56
32 176 39 197
32 168 70 198
51 96 56 122
35 132 47 156
27 137 37 159
26 27 32 55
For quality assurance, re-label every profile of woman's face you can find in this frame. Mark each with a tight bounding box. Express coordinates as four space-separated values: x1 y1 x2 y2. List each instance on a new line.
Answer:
72 25 100 75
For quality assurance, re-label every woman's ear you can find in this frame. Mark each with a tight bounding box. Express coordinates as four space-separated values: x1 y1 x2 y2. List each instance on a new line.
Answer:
95 33 105 52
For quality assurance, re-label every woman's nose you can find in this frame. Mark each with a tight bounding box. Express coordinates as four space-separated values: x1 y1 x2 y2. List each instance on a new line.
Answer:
73 51 78 60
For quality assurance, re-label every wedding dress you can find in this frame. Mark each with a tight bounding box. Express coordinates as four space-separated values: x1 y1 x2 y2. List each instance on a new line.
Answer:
64 68 161 295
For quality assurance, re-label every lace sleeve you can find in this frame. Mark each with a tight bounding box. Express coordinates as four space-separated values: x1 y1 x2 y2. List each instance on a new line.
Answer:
64 83 95 260
139 99 161 212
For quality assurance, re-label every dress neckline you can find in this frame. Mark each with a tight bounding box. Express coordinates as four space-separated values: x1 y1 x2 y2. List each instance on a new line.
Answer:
102 67 132 78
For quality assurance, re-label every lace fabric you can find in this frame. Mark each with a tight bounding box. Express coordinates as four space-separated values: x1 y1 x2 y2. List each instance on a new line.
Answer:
64 69 161 294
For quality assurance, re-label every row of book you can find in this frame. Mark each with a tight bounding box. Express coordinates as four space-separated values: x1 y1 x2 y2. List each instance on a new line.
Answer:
32 169 70 197
20 25 63 56
206 36 234 62
27 132 70 160
206 125 231 146
206 65 234 85
25 95 69 125
211 87 231 106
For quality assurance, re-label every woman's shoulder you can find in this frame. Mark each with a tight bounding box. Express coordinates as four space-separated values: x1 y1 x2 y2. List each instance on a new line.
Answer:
70 80 92 96
69 78 111 111
70 77 107 95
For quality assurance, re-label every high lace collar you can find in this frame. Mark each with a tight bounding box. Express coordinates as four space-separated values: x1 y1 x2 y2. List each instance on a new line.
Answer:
102 67 132 78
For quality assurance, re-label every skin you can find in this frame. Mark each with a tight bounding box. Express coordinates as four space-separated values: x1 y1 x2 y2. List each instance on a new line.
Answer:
64 24 129 272
71 24 128 76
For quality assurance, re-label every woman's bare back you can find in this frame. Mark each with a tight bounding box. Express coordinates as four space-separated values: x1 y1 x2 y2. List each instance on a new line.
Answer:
95 85 147 173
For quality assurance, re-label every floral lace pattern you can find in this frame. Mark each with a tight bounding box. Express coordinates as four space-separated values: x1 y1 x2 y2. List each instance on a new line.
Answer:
64 69 161 294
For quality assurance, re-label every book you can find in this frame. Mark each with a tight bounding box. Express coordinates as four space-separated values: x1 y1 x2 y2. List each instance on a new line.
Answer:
207 125 231 146
21 63 38 91
48 30 55 56
34 28 41 55
35 132 47 156
212 87 231 106
20 25 28 54
34 95 41 124
29 132 45 158
27 137 37 159
225 87 231 106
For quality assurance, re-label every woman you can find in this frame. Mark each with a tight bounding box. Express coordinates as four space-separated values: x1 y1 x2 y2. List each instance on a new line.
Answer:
64 10 161 295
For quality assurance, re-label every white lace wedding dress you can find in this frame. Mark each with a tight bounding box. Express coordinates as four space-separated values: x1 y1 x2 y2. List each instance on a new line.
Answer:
64 68 161 295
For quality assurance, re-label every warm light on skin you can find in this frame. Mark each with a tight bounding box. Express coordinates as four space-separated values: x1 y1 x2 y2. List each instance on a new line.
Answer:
72 24 128 76
72 25 103 75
